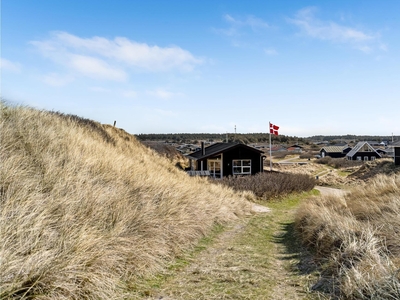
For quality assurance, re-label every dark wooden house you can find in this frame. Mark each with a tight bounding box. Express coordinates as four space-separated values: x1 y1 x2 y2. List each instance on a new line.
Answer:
346 141 382 161
320 145 352 158
395 146 400 165
186 142 265 178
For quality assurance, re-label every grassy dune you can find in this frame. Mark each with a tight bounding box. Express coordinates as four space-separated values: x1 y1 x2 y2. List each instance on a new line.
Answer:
0 102 252 299
296 174 400 299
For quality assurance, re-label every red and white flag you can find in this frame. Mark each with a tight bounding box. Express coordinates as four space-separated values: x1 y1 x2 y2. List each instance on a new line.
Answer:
269 122 279 135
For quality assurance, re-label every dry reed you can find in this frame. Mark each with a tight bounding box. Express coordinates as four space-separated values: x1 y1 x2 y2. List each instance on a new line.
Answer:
296 173 400 299
0 102 252 299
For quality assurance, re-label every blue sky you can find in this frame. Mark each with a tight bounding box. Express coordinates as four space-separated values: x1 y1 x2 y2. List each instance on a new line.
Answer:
1 1 399 137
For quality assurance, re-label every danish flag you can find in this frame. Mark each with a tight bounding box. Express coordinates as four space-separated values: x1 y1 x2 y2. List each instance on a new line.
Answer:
269 122 279 136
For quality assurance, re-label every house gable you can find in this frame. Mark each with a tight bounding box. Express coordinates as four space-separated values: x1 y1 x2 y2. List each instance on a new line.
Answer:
346 142 382 161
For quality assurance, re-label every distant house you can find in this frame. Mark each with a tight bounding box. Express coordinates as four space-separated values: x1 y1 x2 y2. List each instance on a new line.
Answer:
186 142 265 178
270 145 287 152
320 145 352 158
287 144 303 153
383 140 400 157
346 141 382 161
366 141 383 147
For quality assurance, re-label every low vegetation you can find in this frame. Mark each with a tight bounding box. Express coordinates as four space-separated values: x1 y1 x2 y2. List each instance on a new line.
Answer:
0 102 252 299
315 156 363 169
296 174 400 299
216 172 316 200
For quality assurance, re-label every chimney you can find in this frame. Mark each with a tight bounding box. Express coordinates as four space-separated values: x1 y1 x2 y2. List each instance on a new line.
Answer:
201 141 205 156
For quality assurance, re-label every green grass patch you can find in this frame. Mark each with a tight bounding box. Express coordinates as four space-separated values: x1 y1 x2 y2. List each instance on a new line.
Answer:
129 190 324 299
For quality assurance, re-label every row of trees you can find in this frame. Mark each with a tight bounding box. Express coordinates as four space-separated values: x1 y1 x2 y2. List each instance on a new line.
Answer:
136 133 306 145
311 134 399 143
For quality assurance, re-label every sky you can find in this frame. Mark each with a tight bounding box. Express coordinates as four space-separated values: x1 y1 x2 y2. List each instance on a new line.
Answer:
1 0 399 137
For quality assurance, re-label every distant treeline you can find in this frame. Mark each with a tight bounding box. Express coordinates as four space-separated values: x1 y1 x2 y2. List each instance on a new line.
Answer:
136 133 306 145
310 134 399 143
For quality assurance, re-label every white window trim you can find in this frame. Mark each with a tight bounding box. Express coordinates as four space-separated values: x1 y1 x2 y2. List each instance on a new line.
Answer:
232 159 252 175
208 159 222 178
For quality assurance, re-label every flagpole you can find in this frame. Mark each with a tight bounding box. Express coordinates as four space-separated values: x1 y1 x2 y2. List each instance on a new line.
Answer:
269 122 272 171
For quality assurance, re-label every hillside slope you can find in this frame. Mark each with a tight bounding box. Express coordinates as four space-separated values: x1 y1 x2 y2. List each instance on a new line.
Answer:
0 102 252 299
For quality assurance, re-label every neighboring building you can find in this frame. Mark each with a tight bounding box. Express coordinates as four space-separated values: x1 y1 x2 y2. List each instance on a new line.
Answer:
366 141 383 147
386 140 400 158
287 144 303 153
320 145 352 158
395 147 400 165
186 142 265 178
270 145 287 152
346 141 382 161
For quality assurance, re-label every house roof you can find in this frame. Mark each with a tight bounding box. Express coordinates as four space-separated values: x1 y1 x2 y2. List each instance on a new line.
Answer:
186 142 264 160
346 141 381 158
390 140 400 146
320 145 351 153
320 146 346 153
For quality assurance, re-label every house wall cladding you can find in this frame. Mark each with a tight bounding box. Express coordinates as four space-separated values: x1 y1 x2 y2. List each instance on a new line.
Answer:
350 152 380 160
321 150 346 158
395 147 400 165
222 147 262 176
195 147 262 176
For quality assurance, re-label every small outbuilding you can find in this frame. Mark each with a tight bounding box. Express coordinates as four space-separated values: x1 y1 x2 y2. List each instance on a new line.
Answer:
346 141 382 161
186 142 265 178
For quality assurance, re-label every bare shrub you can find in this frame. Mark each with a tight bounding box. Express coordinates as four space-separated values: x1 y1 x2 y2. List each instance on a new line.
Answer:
315 157 363 169
272 151 289 159
314 156 333 165
299 152 314 159
217 172 316 200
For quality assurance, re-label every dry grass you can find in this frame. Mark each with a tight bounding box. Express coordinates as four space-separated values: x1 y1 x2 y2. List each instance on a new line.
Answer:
296 174 400 299
0 102 252 299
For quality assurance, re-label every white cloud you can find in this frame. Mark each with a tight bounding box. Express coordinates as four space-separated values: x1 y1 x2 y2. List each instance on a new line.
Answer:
289 7 380 52
42 73 74 87
146 88 184 99
31 31 203 75
0 58 22 73
68 54 127 81
215 14 271 38
223 14 271 31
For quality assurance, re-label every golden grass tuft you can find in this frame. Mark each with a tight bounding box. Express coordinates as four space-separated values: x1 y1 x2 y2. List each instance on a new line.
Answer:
0 102 252 299
296 174 400 299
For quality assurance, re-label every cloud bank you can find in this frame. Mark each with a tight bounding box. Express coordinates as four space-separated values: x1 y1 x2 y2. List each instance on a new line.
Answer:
30 31 203 84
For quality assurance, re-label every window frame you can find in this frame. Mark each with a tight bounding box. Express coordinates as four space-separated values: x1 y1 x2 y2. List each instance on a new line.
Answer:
232 159 252 175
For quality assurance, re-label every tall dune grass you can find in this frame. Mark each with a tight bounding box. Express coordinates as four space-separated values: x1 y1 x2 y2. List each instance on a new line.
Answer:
296 174 400 299
0 102 252 299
